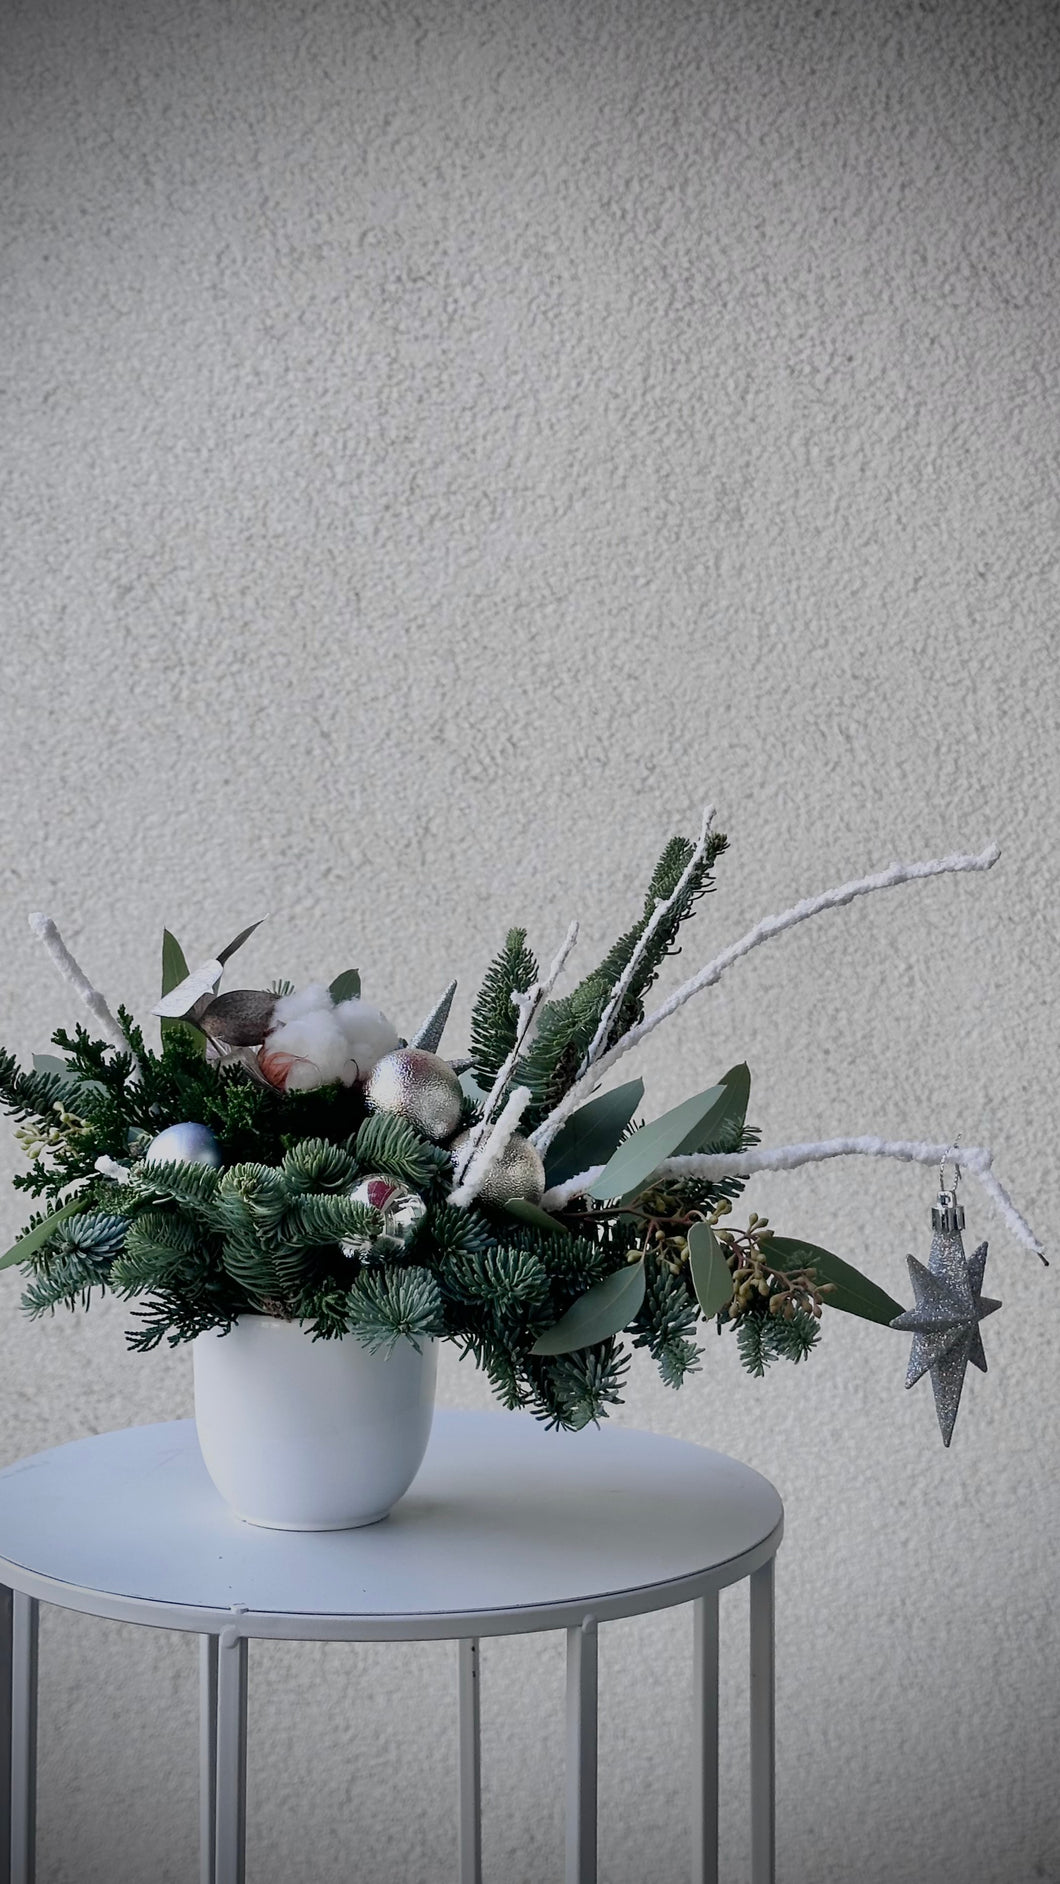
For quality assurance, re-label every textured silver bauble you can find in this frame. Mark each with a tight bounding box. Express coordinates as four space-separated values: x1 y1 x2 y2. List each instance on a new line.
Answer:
365 1048 464 1144
143 1121 222 1168
450 1129 546 1207
340 1175 427 1260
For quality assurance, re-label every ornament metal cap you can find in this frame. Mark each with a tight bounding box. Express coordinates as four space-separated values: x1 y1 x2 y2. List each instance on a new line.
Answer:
932 1189 965 1233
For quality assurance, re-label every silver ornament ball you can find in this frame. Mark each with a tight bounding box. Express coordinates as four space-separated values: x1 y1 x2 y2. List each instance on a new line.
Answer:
365 1048 463 1144
143 1121 222 1168
341 1175 427 1259
451 1130 546 1207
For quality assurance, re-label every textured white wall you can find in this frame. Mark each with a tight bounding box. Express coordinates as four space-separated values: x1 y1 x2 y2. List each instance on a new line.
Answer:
2 0 1058 1878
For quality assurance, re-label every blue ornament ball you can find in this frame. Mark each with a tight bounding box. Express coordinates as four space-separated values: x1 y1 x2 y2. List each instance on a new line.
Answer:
143 1121 222 1168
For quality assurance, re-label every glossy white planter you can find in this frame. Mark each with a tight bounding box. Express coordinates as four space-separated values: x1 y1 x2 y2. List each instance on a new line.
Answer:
192 1317 437 1530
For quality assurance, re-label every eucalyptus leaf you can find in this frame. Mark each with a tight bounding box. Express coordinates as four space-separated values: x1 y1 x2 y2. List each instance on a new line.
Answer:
687 1219 734 1317
531 1258 645 1356
329 970 362 1003
159 931 207 1050
543 1079 645 1190
765 1235 904 1326
32 1053 77 1088
217 918 266 967
161 929 189 997
0 1198 89 1272
504 1199 571 1237
588 1081 728 1202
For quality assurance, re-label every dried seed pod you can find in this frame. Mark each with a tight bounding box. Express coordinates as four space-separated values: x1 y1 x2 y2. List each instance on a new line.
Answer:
200 990 277 1048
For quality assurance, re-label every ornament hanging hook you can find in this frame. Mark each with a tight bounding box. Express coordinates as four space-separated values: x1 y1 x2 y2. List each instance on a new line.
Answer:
939 1139 961 1195
933 1140 965 1233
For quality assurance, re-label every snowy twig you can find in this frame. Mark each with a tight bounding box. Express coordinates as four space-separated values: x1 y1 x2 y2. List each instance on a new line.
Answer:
29 914 136 1059
452 919 579 1189
580 804 716 1074
449 1086 533 1209
95 1155 131 1182
539 1136 1045 1260
531 845 1000 1154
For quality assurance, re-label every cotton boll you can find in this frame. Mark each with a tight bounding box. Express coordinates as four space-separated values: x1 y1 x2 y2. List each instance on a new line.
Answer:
334 1000 402 1079
260 1008 356 1091
271 984 334 1026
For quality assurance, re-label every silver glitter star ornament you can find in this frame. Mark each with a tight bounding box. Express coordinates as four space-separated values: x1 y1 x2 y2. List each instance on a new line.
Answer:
889 1179 1001 1446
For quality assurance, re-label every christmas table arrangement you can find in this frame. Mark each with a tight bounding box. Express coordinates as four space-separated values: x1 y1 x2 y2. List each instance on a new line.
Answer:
0 811 1045 1528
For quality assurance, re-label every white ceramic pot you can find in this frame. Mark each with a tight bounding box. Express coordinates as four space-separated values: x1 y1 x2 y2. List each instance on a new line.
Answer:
192 1316 437 1530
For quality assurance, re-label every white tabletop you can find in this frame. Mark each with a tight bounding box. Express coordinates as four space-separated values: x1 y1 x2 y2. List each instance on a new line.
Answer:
0 1411 783 1639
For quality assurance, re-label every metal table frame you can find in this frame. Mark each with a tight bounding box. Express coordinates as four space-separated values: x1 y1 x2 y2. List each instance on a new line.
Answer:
0 1424 781 1884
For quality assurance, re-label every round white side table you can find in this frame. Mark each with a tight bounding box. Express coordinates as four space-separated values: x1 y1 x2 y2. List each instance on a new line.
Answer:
0 1409 782 1884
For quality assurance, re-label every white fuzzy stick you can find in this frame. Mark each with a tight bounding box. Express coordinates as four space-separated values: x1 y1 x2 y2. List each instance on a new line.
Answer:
581 804 716 1074
531 844 1001 1154
540 1136 1045 1260
29 913 134 1057
449 1085 533 1209
452 919 579 1188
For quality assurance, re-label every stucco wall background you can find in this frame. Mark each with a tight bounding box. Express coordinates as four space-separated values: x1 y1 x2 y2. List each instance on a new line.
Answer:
2 0 1058 1878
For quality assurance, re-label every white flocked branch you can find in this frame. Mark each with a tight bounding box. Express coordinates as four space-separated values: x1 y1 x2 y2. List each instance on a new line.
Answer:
540 1138 1045 1260
580 803 717 1073
530 844 1001 1157
28 913 137 1060
449 1085 534 1210
449 919 580 1204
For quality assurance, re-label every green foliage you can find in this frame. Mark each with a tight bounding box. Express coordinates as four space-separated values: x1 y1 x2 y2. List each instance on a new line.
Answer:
469 928 539 1089
512 828 727 1130
352 1112 450 1191
736 1305 821 1377
280 1139 356 1194
345 1268 445 1353
0 823 838 1424
631 1259 701 1390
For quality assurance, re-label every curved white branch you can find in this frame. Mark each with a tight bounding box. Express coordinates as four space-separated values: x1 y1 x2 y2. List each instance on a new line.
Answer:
29 913 135 1059
531 844 1000 1154
540 1135 1045 1260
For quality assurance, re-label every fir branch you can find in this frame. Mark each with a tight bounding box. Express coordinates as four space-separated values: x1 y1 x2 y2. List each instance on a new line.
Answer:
352 1112 450 1191
469 928 540 1089
279 1139 356 1195
345 1268 444 1353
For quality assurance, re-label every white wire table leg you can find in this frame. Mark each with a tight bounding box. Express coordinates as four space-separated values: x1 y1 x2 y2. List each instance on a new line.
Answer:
749 1558 776 1884
200 1635 219 1884
0 1587 12 1884
457 1638 482 1884
9 1595 37 1884
214 1625 248 1884
565 1616 598 1884
691 1592 720 1884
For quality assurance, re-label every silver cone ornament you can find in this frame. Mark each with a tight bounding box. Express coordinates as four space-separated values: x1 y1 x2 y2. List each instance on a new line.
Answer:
889 1186 1001 1446
365 1048 463 1143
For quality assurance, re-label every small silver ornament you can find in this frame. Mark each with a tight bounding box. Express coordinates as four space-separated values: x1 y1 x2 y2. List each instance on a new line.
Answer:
143 1121 222 1168
889 1167 1001 1446
365 1048 463 1143
341 1175 427 1259
450 1129 546 1207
